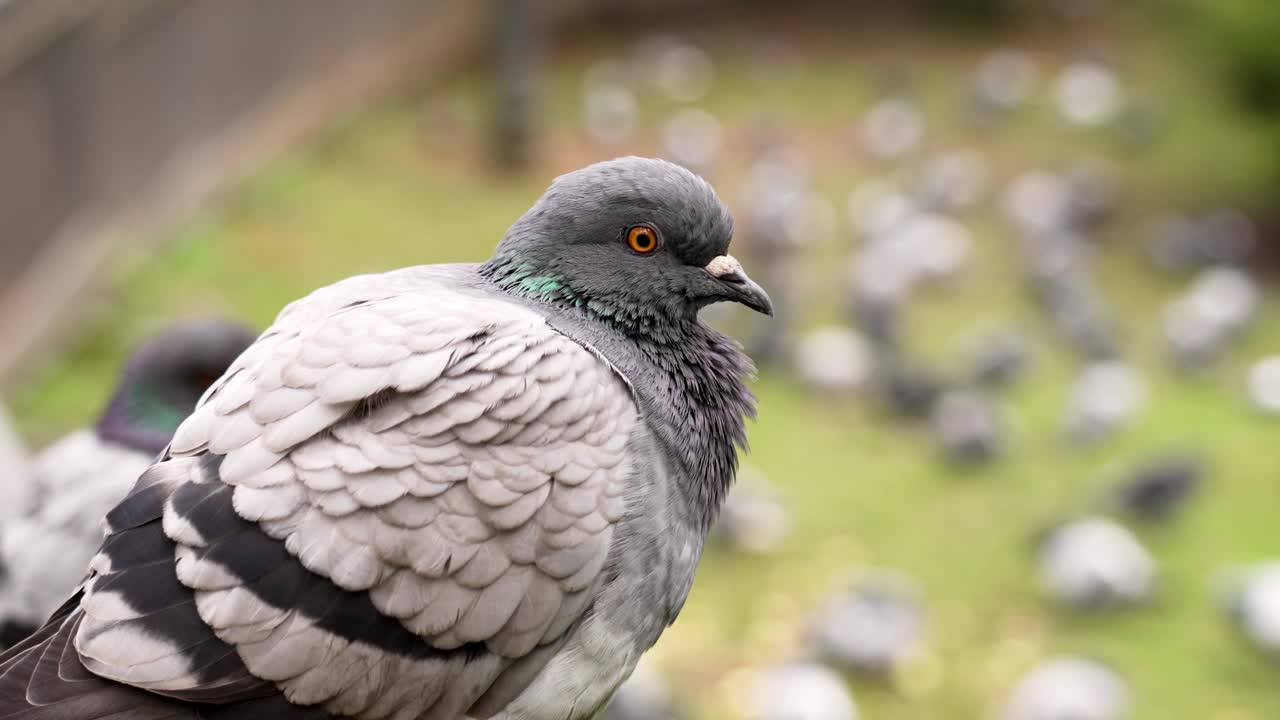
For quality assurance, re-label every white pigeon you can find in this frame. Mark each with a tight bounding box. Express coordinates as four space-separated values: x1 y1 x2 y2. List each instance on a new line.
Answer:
1038 516 1155 608
1000 656 1131 720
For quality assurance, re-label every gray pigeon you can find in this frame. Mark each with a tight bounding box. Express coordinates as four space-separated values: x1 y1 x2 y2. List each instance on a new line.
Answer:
0 157 771 719
0 319 255 650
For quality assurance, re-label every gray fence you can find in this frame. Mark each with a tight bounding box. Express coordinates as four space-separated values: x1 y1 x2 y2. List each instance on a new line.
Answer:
0 0 495 378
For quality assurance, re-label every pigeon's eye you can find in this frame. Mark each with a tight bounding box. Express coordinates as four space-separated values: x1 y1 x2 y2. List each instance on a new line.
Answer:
625 225 660 254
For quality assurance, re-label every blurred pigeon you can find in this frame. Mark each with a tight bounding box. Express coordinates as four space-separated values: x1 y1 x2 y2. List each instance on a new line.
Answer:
970 49 1037 118
1144 213 1203 271
969 331 1030 390
640 36 715 103
1064 362 1145 442
1106 451 1204 522
793 327 874 395
0 158 772 718
583 83 639 147
931 389 1003 463
1145 210 1257 271
848 179 916 240
1001 657 1131 720
713 465 790 555
1004 171 1073 235
1063 163 1119 231
1047 281 1118 361
582 60 638 147
1225 563 1280 657
812 573 926 675
861 97 925 160
602 658 682 720
1053 62 1123 128
850 293 902 351
0 319 255 649
748 663 859 720
879 361 944 420
915 150 989 213
1163 266 1258 370
662 109 723 175
1199 208 1257 265
897 213 974 285
1248 356 1280 414
741 146 815 364
850 212 971 306
1039 516 1155 608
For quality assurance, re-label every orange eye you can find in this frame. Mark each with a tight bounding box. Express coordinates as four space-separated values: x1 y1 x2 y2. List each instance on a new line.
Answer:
626 225 659 254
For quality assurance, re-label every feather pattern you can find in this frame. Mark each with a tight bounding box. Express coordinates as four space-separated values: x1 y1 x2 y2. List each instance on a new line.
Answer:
2 272 645 719
0 157 764 720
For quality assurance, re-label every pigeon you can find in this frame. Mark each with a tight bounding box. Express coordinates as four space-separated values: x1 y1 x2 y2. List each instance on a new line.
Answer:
661 109 723 176
878 360 944 420
930 389 1003 464
1106 451 1204 522
811 572 926 675
793 327 874 396
914 150 989 213
583 85 639 148
1052 62 1123 129
1000 656 1131 720
1037 277 1118 362
1003 171 1073 236
0 157 771 719
1224 563 1280 657
639 36 715 104
969 331 1029 390
1144 213 1203 271
748 663 858 720
1062 163 1119 232
860 97 925 160
1064 362 1145 443
1038 516 1155 609
740 145 812 365
582 61 638 148
1163 266 1258 371
1145 210 1257 271
0 319 255 650
969 49 1037 121
1247 356 1280 414
1198 208 1257 265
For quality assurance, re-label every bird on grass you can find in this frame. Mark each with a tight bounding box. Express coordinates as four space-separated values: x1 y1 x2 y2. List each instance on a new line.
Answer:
0 157 771 720
0 319 255 650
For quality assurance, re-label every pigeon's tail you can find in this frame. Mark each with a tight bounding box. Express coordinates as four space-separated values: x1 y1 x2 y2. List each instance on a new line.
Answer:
0 594 184 719
0 594 330 720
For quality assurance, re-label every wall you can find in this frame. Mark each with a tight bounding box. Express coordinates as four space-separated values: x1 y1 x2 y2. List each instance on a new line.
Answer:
0 0 496 378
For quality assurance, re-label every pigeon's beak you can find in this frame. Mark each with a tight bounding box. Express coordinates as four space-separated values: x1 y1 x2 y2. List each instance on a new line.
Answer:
705 255 774 316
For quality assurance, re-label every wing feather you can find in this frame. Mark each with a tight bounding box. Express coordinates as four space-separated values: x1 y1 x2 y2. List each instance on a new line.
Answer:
7 273 642 719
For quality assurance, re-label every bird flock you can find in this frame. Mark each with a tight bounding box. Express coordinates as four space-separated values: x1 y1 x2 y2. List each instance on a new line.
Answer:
577 28 1279 720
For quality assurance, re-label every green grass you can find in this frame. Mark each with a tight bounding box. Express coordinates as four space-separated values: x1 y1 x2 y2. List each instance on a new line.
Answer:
5 13 1280 720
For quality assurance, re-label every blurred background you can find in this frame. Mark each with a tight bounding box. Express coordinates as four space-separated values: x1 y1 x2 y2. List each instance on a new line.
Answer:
3 0 1280 718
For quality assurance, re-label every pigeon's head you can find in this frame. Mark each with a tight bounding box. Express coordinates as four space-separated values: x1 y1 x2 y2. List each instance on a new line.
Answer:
485 157 772 337
97 319 256 454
